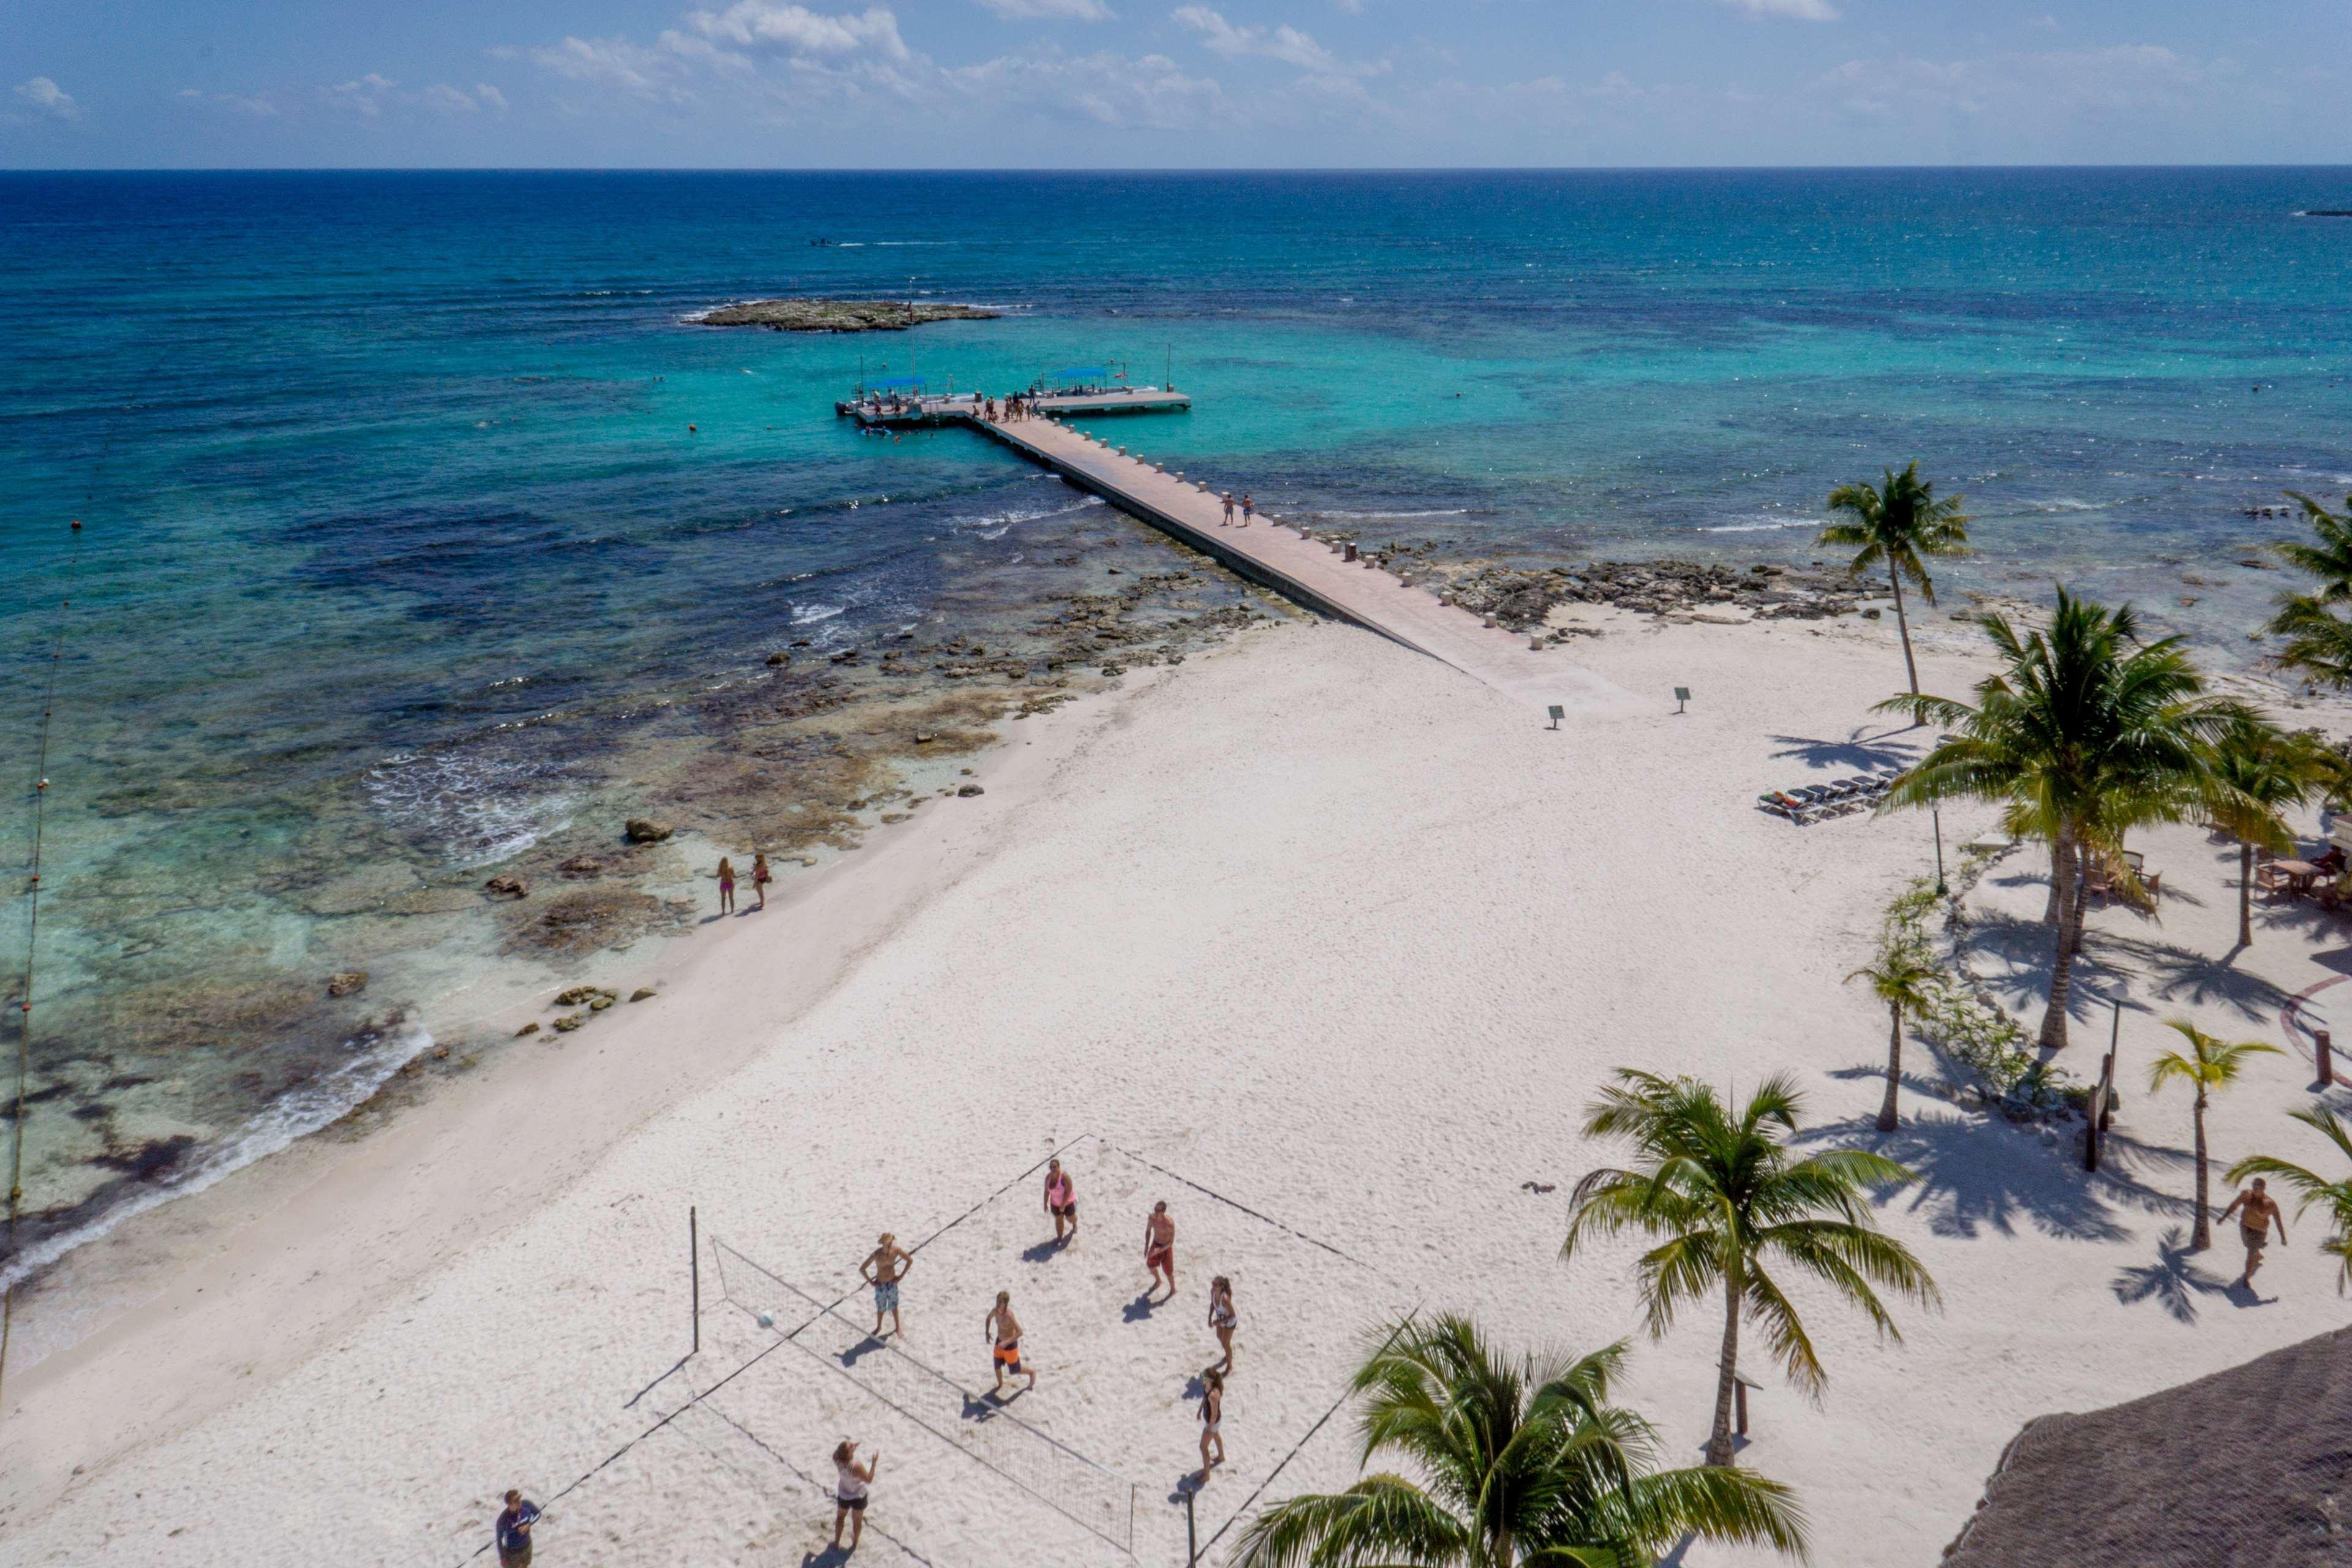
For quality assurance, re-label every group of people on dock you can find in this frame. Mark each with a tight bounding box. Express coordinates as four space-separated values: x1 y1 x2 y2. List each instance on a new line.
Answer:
979 391 1037 423
1219 491 1255 528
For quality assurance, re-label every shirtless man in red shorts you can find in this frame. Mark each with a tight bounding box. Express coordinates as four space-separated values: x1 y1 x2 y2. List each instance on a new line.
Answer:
1144 1200 1177 1300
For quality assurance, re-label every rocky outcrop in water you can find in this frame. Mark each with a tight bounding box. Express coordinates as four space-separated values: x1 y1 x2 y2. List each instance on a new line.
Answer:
1437 560 1861 630
698 299 1000 332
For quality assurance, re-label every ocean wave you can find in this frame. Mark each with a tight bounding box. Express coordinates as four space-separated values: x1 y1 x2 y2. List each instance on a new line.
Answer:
791 601 846 626
363 750 576 868
0 1018 437 1294
1701 518 1819 533
945 496 1103 535
1308 507 1471 519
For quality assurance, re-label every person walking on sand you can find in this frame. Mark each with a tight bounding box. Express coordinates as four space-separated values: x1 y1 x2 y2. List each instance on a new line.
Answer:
1221 492 1235 526
984 1291 1036 1395
715 856 736 916
1240 493 1254 528
1144 1200 1177 1298
2221 1177 2288 1287
1195 1368 1225 1488
751 850 772 910
832 1439 878 1551
1207 1275 1237 1374
495 1490 541 1568
1044 1158 1078 1245
861 1233 911 1338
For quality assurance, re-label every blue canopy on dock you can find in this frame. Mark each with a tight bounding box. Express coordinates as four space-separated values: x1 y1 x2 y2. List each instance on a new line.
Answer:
867 375 923 388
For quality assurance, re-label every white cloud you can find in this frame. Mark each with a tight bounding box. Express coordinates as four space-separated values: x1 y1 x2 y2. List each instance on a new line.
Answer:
475 82 510 111
1170 6 1376 76
531 37 693 100
685 3 911 59
14 77 81 120
423 83 483 113
1723 0 1838 20
947 47 1220 127
320 73 398 116
976 0 1115 18
1817 43 2248 127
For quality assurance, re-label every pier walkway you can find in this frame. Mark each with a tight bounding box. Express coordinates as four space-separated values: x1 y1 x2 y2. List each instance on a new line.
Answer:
969 413 1637 717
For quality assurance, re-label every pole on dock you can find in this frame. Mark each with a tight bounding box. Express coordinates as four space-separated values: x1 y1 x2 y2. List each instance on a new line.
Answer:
690 1205 700 1356
2319 1028 2336 1088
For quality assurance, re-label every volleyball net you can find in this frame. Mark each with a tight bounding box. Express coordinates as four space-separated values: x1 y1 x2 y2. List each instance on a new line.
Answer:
710 1235 1138 1554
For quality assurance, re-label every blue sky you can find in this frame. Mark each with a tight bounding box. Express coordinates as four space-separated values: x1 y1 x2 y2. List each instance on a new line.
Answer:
6 1 2350 168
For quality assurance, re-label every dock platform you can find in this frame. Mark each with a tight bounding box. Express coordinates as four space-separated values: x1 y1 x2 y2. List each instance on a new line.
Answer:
964 413 1635 717
843 387 1191 428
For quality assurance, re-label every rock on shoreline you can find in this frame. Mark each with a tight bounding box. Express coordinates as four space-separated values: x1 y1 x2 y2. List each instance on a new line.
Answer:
696 298 1001 332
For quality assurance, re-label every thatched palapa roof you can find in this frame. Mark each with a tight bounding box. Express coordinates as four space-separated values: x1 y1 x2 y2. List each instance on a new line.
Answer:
1942 1325 2352 1566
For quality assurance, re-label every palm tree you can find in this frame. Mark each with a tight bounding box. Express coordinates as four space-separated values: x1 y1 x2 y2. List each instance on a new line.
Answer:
1820 462 1971 697
2226 1106 2352 1292
1845 948 1940 1131
1561 1070 1939 1469
2204 721 2321 949
2147 1022 2278 1251
2266 492 2352 690
1232 1314 1807 1568
1880 590 2252 1048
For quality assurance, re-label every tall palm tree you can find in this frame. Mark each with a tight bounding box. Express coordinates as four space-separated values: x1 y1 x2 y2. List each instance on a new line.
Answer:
1820 462 1971 697
2147 1022 2278 1251
1845 948 1939 1131
1233 1314 1808 1568
1880 590 2252 1048
2226 1106 2352 1292
1561 1071 1938 1469
2266 492 2352 690
2204 721 2322 949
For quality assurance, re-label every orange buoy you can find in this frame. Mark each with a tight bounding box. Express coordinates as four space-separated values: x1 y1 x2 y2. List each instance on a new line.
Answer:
688 424 698 432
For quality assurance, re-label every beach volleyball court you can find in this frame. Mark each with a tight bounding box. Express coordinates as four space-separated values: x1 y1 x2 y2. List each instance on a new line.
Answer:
614 1136 1411 1566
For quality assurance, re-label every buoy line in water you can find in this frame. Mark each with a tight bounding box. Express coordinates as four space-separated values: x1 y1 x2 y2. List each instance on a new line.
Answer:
1 358 159 1404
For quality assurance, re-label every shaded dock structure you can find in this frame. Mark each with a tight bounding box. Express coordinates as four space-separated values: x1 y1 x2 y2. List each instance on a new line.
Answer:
849 392 1635 717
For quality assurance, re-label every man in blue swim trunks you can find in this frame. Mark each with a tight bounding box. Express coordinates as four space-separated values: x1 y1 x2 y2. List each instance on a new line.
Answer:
861 1232 911 1338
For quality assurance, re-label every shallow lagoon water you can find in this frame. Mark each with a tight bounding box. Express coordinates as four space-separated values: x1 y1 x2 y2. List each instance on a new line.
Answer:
4 167 2352 1280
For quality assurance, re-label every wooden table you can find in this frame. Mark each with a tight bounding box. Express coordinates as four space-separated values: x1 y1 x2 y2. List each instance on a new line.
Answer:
2276 859 2321 894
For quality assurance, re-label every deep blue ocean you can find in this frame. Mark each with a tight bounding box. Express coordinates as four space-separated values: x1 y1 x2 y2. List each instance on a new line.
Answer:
7 167 2352 1285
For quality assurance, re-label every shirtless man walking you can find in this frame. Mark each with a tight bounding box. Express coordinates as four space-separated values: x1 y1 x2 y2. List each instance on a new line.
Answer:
861 1232 911 1338
984 1290 1037 1396
1044 1158 1079 1246
1144 1200 1177 1300
2220 1177 2288 1289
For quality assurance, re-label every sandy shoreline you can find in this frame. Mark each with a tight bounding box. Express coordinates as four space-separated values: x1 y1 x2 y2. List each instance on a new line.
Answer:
9 601 2352 1566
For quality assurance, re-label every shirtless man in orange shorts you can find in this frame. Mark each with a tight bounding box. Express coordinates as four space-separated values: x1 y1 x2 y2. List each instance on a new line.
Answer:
984 1291 1037 1395
1144 1200 1177 1300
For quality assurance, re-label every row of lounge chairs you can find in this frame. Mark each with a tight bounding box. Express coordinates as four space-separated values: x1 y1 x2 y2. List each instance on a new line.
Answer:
1757 768 1907 824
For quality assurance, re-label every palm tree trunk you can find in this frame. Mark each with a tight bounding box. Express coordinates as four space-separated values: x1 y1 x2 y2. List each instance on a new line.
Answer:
2038 838 2082 1049
2190 1089 2212 1251
2239 842 2255 949
1889 570 1920 698
1706 1280 1743 1467
1877 1001 1903 1131
2065 839 2094 962
2043 827 2070 925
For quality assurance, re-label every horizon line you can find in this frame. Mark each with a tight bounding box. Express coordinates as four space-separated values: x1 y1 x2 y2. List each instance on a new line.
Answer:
7 162 2352 177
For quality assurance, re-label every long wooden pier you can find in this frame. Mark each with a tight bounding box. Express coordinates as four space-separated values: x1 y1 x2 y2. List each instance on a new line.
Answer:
964 412 1637 717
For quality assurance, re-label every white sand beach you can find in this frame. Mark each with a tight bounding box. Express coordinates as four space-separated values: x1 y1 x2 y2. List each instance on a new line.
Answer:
6 604 2350 1567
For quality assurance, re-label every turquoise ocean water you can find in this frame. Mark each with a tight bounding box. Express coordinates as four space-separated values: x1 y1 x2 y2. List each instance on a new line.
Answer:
6 167 2352 1283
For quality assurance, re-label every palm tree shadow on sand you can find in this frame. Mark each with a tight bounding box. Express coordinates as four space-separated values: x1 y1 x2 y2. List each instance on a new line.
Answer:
1798 1110 2196 1243
1766 728 1924 774
2110 1225 2241 1323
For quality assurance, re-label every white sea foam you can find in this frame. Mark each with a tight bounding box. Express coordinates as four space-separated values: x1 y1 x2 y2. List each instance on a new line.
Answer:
791 602 846 626
1702 518 1818 533
0 1018 437 1294
362 752 575 868
1310 507 1471 520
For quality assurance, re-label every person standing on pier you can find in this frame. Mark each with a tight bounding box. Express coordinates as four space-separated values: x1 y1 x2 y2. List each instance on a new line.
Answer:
1221 492 1235 526
1240 494 1254 528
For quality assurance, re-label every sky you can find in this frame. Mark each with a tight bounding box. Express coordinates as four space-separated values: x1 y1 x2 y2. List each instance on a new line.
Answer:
5 1 2351 168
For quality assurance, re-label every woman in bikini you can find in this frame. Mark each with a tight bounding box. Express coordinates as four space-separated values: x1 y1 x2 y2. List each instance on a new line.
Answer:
1207 1276 1237 1375
984 1291 1036 1395
1196 1368 1224 1488
751 851 771 910
832 1439 878 1551
715 856 736 916
1044 1158 1078 1245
